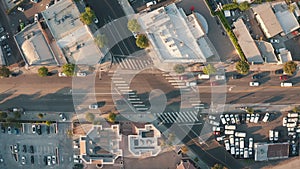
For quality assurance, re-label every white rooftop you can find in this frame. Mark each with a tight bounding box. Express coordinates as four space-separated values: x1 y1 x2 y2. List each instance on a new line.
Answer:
273 2 300 35
128 124 161 157
278 48 293 64
233 19 264 63
138 3 211 63
14 23 57 65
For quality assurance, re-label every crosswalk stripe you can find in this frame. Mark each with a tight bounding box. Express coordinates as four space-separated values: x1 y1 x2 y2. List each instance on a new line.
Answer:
171 112 180 123
113 81 126 83
127 59 135 69
128 98 140 101
130 101 143 104
115 84 128 86
133 104 145 107
160 114 169 123
129 95 138 98
164 113 173 123
176 112 185 122
186 112 196 121
190 111 198 119
180 113 189 122
117 86 130 89
136 107 148 111
137 60 144 69
168 112 176 122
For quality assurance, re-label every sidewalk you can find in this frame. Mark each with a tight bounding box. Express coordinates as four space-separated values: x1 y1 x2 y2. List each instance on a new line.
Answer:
19 111 73 122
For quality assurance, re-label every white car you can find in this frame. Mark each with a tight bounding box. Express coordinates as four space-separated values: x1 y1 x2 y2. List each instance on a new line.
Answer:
235 114 240 124
249 138 253 148
270 39 279 43
274 131 279 141
0 35 7 41
224 114 230 122
250 114 255 123
249 148 253 156
46 4 49 9
249 81 259 86
269 130 274 141
132 31 138 38
215 75 226 80
230 114 235 124
32 124 36 134
282 117 287 126
21 156 26 165
262 113 270 122
59 113 66 121
220 115 227 125
89 104 98 109
52 156 56 164
254 113 260 123
146 1 157 7
76 72 87 77
246 114 250 123
209 120 220 126
224 140 230 151
34 13 39 22
93 17 99 24
47 156 51 166
58 72 67 77
208 115 216 120
17 7 25 12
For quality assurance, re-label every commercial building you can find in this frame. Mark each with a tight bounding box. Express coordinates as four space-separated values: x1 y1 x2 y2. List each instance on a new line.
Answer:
128 124 161 157
176 160 197 169
138 3 214 64
233 19 264 64
41 0 102 64
254 142 289 161
79 125 122 165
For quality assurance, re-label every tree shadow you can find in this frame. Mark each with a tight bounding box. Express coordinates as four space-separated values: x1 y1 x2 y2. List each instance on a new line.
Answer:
263 95 284 103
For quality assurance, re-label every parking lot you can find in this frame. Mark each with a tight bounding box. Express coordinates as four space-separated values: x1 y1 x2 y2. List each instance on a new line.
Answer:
0 122 73 169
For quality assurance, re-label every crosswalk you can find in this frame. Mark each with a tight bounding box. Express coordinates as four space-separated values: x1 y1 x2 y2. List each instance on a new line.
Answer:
112 74 149 111
113 56 153 70
155 111 201 124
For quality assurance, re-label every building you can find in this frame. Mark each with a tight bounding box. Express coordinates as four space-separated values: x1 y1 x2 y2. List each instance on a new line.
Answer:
256 41 278 63
79 125 122 165
252 3 283 38
273 2 300 35
128 124 161 157
14 22 58 66
138 3 214 64
176 160 197 169
277 48 293 64
0 47 5 66
254 142 289 161
41 0 102 64
233 19 264 64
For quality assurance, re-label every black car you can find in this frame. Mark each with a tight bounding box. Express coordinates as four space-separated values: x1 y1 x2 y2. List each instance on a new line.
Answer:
1 126 5 133
275 69 284 74
31 156 34 164
232 74 242 79
46 126 50 134
37 125 42 135
29 145 34 153
252 74 261 79
22 145 27 153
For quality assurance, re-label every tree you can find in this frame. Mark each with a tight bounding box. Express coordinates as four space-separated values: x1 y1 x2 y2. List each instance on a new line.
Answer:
85 113 95 122
45 121 51 126
0 66 11 78
127 19 141 33
235 60 249 75
66 129 73 138
246 107 254 114
37 113 44 119
211 163 228 169
203 64 216 75
135 34 149 48
238 2 250 11
107 112 116 123
288 4 296 13
283 61 297 75
80 7 95 25
292 106 300 113
173 64 185 74
181 145 189 154
13 111 21 119
38 66 48 77
222 3 239 10
94 34 107 48
0 112 7 119
62 64 75 76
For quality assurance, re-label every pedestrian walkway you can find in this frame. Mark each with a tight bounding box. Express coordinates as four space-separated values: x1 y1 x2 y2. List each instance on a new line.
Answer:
113 56 153 70
155 111 201 124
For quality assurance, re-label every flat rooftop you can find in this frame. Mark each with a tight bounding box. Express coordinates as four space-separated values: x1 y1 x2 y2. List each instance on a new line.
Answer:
138 3 211 63
14 23 57 65
252 3 283 38
256 41 278 63
254 142 289 161
233 19 264 64
42 0 83 40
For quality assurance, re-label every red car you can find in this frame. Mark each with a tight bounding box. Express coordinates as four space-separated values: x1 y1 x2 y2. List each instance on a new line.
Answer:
280 75 288 80
214 131 220 135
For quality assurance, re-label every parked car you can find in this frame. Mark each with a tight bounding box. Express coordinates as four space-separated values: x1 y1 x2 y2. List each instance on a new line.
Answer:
52 156 56 164
215 75 226 80
235 114 240 124
270 39 279 43
17 7 25 12
22 145 27 153
280 75 288 80
250 114 255 123
209 120 220 126
269 130 274 141
232 74 242 79
224 140 230 151
59 113 67 121
8 127 12 134
220 115 227 125
13 128 18 134
252 74 261 79
34 13 39 22
21 156 26 165
46 4 49 9
32 124 36 134
262 113 270 122
275 69 284 74
37 124 42 135
47 156 51 165
146 0 156 7
249 148 253 156
76 72 87 77
89 104 98 109
254 113 260 123
208 115 216 120
249 82 259 86
246 114 250 123
230 114 235 124
283 117 287 126
274 131 279 141
249 138 253 148
30 155 34 164
225 114 230 122
30 145 34 153
58 72 66 77
14 144 19 153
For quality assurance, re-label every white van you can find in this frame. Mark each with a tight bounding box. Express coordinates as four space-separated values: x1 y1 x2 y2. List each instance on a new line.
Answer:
288 113 298 118
230 146 235 155
146 1 156 7
224 140 230 151
225 125 236 130
198 74 210 80
240 138 244 149
281 82 292 87
235 132 246 138
249 81 259 86
229 135 234 146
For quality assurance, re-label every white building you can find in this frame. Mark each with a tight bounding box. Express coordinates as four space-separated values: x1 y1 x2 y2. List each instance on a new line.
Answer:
138 3 214 63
